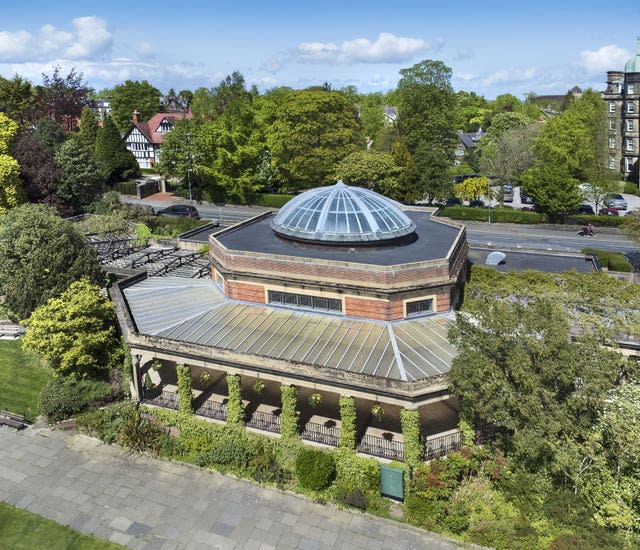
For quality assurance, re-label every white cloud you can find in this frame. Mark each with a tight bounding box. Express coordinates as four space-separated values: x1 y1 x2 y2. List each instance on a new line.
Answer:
0 17 112 62
294 32 429 64
482 67 538 86
137 41 155 59
579 44 630 74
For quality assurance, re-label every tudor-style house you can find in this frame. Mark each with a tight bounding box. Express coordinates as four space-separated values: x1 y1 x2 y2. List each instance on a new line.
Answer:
123 110 192 169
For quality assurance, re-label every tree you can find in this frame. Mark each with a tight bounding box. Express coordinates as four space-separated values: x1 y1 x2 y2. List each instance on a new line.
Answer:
0 112 19 152
31 117 66 152
395 59 458 203
454 90 490 132
0 74 34 123
110 80 162 131
10 129 61 204
94 116 139 183
55 135 106 213
22 279 118 379
332 150 400 197
0 112 24 213
32 67 90 131
0 203 100 319
79 106 99 151
453 176 490 202
391 141 418 203
268 88 360 190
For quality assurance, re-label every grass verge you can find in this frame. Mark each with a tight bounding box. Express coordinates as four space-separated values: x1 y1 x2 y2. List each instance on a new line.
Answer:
0 502 123 549
0 339 52 422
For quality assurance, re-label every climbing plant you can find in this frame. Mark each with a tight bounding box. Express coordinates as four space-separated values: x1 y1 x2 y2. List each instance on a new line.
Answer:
400 409 422 469
176 364 193 414
226 374 244 426
280 385 299 441
339 396 357 451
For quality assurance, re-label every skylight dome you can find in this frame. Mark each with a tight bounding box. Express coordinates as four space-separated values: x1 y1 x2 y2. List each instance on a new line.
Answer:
271 181 416 243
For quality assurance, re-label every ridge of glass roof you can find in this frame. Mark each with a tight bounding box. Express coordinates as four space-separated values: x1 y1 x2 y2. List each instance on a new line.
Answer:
271 180 416 243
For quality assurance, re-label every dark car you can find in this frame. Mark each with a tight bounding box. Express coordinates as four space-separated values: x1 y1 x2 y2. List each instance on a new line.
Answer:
445 197 462 206
469 199 485 208
155 205 200 219
519 189 534 204
576 204 595 215
599 207 619 216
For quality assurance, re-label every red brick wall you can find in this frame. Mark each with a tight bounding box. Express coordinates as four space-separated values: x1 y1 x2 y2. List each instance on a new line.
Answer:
345 296 404 321
225 281 265 304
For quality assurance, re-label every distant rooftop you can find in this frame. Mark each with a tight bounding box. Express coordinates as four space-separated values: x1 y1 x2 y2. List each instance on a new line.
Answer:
468 248 598 273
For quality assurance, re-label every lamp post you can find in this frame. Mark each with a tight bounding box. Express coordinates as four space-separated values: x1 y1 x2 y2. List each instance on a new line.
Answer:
185 132 192 204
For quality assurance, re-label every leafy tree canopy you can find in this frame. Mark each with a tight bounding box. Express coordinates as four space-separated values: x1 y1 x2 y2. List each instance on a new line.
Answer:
32 66 90 131
0 74 34 123
332 150 400 198
110 80 162 131
22 279 118 379
0 203 100 319
0 112 19 153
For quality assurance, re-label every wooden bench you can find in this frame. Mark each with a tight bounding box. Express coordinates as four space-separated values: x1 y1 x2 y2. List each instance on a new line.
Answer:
0 324 25 338
0 410 26 429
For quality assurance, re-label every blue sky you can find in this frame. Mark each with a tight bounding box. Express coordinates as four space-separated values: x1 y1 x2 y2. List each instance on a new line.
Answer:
1 1 639 99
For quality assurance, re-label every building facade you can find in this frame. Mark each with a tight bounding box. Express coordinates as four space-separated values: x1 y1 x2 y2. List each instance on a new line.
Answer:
604 38 640 183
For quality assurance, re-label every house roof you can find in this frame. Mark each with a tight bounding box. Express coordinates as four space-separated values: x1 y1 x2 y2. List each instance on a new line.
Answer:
127 111 193 145
123 277 457 383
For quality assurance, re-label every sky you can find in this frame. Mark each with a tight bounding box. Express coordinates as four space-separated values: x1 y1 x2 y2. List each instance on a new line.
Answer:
1 1 639 100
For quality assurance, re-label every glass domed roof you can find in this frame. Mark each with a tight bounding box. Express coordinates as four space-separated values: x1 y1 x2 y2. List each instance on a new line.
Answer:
271 181 416 243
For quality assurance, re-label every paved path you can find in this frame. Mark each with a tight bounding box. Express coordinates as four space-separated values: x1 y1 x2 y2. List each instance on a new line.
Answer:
0 426 470 550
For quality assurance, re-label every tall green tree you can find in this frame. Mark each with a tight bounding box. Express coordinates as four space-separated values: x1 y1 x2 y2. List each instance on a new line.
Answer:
110 80 162 131
94 116 139 183
55 135 105 213
0 112 24 213
395 59 457 203
268 88 360 190
391 141 418 203
22 279 118 379
79 106 99 151
0 74 34 123
332 150 400 197
454 90 490 132
0 203 100 319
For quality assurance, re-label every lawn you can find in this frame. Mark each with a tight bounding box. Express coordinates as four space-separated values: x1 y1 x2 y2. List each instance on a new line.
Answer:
0 502 123 549
0 339 52 422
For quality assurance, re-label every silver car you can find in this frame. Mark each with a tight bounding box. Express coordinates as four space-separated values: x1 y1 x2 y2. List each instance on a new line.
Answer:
604 194 627 210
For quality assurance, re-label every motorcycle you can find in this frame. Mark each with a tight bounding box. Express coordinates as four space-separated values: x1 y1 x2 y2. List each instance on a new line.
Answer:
578 226 595 237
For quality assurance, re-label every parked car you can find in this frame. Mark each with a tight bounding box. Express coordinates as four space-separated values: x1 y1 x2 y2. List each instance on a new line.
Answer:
604 193 627 210
502 184 513 202
519 189 534 204
155 205 201 219
445 197 462 206
469 199 485 208
576 204 595 215
599 207 620 216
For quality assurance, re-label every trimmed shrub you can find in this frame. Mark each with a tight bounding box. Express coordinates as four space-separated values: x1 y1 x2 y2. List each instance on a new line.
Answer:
252 194 294 208
438 206 544 224
280 385 298 441
581 248 633 272
295 448 336 491
197 427 254 467
624 182 639 195
114 181 138 195
176 364 193 414
226 374 244 425
333 449 379 491
39 378 113 423
76 401 135 443
333 483 367 510
339 396 356 450
401 409 422 470
567 214 624 227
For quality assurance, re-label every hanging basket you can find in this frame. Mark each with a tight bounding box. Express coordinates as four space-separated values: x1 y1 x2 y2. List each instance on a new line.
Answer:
308 393 322 408
199 371 212 386
253 380 266 393
371 404 384 422
150 359 163 371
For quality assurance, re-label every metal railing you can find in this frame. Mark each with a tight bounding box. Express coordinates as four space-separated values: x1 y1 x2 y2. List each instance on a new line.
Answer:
357 434 404 461
147 389 179 410
246 410 280 433
301 421 340 447
197 400 228 421
424 431 462 460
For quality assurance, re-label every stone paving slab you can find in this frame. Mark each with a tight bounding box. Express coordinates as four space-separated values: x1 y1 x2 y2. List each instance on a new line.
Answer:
0 425 478 549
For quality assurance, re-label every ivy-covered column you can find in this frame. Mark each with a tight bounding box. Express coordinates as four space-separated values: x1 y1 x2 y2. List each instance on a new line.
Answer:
339 396 357 451
176 364 193 414
400 409 422 469
226 374 244 426
280 385 299 441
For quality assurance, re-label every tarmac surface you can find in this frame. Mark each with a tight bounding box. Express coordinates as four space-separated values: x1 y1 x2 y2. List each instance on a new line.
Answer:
0 426 472 549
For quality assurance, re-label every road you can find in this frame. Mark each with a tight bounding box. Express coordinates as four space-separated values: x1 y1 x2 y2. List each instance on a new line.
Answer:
121 195 638 255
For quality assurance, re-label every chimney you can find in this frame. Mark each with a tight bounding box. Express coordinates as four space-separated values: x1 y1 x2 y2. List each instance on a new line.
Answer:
132 110 140 123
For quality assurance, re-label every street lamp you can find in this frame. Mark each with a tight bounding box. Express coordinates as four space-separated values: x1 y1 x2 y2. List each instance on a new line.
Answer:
185 132 192 204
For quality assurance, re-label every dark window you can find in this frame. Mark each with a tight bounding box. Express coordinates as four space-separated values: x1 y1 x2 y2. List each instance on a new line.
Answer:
406 299 433 317
267 290 342 313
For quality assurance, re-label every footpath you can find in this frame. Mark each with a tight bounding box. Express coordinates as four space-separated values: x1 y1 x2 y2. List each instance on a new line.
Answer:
0 426 472 550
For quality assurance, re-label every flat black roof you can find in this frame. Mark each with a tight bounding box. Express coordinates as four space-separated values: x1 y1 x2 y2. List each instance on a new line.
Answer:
468 248 597 273
215 210 462 266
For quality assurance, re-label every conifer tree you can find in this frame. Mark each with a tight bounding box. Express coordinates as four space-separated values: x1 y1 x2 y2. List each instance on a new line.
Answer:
94 116 139 183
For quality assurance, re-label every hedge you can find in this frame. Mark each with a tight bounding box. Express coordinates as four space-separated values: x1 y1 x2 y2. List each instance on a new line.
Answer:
582 248 633 272
295 448 336 491
176 364 193 414
339 396 357 450
114 181 138 195
39 378 113 423
400 409 422 470
567 214 625 227
280 385 299 441
438 206 545 224
252 194 294 208
226 374 244 425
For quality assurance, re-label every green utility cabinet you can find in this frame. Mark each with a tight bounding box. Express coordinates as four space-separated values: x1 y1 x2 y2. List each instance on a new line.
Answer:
380 464 404 501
